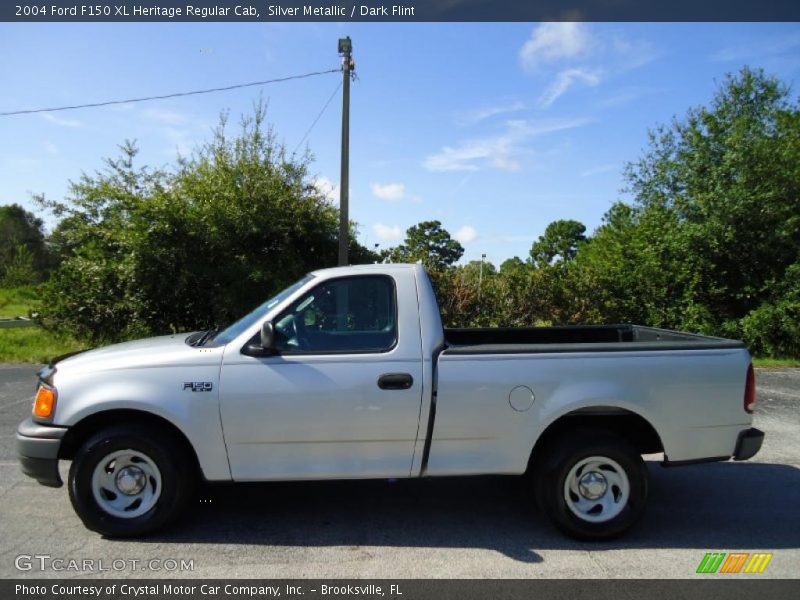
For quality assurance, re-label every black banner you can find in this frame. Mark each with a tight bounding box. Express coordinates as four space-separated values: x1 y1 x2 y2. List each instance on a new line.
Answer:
3 0 800 22
5 580 800 600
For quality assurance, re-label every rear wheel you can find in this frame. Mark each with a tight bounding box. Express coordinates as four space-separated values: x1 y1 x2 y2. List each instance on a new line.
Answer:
532 430 648 540
68 424 194 537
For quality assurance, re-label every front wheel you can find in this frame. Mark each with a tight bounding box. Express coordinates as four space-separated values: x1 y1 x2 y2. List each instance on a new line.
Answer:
68 424 194 537
533 430 648 540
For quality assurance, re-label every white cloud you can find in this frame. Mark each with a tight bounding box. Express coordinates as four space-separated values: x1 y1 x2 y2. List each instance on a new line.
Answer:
519 25 657 108
314 176 340 204
424 146 483 173
41 113 84 128
370 182 421 203
373 223 403 242
539 68 602 108
456 101 526 125
370 182 405 201
519 22 593 71
423 117 590 172
42 140 59 155
455 225 478 244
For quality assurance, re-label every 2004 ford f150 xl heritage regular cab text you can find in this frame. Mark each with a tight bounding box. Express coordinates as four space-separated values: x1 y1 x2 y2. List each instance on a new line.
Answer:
16 264 764 539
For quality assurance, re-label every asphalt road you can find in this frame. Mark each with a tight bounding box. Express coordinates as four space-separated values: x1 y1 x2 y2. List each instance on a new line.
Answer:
0 364 798 579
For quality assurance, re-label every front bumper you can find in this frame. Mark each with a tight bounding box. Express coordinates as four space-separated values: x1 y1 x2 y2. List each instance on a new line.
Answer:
16 417 68 487
733 427 764 461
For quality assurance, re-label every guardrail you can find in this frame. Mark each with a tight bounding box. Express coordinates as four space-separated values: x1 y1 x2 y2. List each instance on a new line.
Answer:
0 318 36 329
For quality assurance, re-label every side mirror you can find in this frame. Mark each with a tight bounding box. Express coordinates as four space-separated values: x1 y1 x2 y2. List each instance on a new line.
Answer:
260 321 275 350
244 321 276 357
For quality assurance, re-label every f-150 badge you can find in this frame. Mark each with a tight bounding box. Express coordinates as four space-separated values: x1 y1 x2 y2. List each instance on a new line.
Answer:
183 382 213 392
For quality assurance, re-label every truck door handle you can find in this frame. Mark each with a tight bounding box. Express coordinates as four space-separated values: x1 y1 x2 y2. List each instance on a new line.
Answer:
377 373 414 390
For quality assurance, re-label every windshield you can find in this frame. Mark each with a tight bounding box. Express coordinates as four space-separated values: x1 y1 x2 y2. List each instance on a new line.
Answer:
204 275 314 347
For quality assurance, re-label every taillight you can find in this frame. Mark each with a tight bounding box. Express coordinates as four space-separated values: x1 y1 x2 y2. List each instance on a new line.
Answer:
744 363 756 414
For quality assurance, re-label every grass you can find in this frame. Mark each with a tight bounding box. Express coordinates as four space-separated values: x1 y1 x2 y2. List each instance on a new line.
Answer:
752 356 800 368
0 327 86 364
0 286 86 363
0 286 39 318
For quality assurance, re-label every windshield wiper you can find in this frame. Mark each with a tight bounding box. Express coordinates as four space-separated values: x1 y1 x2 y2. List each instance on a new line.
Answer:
194 327 219 347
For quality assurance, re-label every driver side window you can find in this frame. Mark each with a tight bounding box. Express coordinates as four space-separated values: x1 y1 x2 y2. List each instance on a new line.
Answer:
273 275 397 354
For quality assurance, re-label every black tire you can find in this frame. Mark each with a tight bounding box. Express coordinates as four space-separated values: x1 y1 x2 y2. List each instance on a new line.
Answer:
68 423 195 537
532 429 648 541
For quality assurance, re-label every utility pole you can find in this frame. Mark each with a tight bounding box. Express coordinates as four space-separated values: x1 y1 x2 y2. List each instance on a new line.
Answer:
338 36 354 266
478 253 486 301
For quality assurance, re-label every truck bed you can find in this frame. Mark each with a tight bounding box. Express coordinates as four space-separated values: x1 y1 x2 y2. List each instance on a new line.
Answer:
443 324 745 354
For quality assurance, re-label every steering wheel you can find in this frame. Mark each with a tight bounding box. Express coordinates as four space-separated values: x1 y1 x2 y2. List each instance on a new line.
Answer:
293 314 313 351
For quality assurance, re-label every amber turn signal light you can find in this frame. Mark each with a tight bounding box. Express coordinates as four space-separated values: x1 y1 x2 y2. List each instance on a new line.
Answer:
33 386 56 418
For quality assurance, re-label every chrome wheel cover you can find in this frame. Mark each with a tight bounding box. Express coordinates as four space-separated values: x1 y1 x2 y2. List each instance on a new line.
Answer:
91 449 162 519
563 455 630 523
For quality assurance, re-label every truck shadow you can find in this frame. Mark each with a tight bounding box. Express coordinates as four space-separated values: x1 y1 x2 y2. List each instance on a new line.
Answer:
143 461 800 561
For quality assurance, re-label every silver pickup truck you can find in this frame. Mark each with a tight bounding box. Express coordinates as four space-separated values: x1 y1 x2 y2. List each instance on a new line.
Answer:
17 263 763 540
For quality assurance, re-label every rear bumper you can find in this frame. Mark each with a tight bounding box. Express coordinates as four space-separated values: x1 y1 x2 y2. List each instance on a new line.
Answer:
733 427 764 461
16 417 68 488
662 426 765 467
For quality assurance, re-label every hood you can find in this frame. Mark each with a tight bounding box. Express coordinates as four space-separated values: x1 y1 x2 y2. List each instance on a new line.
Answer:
52 333 224 375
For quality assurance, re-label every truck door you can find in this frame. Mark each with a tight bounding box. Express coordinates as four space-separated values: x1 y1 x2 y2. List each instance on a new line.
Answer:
218 272 424 480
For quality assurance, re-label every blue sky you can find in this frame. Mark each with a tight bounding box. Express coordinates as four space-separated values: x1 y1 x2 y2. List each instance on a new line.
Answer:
1 22 799 265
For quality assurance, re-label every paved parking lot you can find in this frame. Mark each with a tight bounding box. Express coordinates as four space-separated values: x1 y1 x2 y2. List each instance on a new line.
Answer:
1 365 798 579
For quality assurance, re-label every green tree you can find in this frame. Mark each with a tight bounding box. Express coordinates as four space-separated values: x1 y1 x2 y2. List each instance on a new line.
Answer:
529 219 587 268
1 245 38 287
500 256 527 275
573 67 800 350
738 263 800 357
572 202 698 327
384 220 464 272
38 105 375 343
0 203 50 282
624 67 799 328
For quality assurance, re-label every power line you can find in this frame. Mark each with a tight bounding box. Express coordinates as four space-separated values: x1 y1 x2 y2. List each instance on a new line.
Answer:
292 80 342 155
0 68 341 117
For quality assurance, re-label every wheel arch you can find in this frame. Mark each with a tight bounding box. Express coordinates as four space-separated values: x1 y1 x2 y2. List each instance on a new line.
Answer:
528 406 664 472
58 409 203 479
